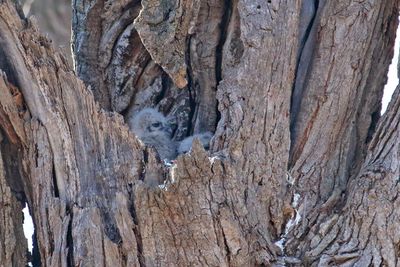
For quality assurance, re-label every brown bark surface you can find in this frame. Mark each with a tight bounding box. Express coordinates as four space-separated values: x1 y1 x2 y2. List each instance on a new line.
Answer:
0 0 399 266
0 133 27 267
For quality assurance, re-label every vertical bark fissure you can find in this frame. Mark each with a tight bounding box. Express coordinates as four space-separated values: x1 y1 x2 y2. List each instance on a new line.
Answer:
365 110 380 144
128 193 145 267
220 227 232 265
66 206 74 267
51 161 59 198
298 0 319 63
215 0 233 132
185 35 196 135
215 0 232 86
31 230 41 267
289 0 320 165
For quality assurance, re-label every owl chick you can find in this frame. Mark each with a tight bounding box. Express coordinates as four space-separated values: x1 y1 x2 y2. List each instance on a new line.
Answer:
128 108 177 160
178 132 213 154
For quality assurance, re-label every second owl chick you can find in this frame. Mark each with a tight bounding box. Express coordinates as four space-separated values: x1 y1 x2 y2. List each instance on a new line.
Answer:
128 108 177 160
178 132 213 154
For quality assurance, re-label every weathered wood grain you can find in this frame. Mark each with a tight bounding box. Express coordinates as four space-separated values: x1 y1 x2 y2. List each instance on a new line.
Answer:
0 0 399 266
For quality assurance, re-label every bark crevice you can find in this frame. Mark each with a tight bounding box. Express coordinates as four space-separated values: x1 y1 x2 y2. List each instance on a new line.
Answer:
66 206 74 267
51 161 59 198
289 0 324 167
128 187 145 267
185 35 196 135
215 0 233 86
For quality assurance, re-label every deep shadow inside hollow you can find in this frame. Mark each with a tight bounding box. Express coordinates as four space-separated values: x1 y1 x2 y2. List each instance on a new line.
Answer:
121 0 239 162
123 68 218 161
122 38 226 161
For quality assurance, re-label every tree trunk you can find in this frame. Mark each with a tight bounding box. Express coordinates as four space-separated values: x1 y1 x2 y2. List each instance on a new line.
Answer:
0 0 399 266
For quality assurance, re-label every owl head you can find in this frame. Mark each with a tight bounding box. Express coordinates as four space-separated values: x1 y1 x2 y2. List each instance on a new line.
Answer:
129 108 173 137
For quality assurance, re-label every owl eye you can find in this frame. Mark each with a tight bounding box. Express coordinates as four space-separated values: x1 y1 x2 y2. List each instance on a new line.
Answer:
152 122 161 128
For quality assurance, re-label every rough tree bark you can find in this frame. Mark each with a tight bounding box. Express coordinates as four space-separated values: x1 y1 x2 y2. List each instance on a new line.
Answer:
0 0 399 266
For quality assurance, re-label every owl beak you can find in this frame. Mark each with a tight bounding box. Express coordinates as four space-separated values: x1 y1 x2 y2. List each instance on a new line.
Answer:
163 126 173 136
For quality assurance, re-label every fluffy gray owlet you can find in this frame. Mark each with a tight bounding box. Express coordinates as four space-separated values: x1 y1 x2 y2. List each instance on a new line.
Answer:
177 132 213 154
128 108 177 160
